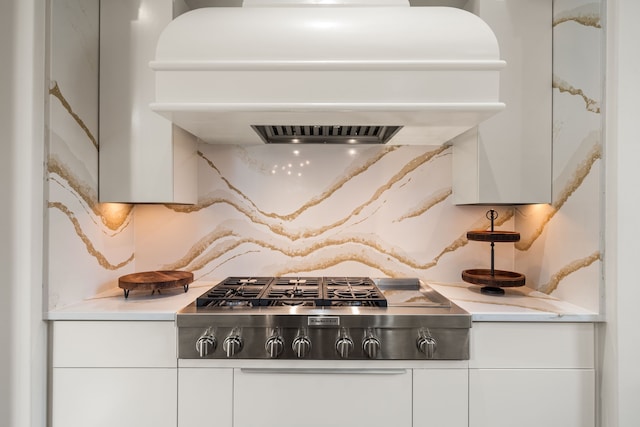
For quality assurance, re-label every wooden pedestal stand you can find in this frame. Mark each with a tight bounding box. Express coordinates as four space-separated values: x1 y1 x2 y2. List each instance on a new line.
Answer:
118 270 193 299
462 210 525 295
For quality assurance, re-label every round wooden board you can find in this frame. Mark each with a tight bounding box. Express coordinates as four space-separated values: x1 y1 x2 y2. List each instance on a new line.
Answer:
118 270 193 298
461 269 525 287
466 230 520 243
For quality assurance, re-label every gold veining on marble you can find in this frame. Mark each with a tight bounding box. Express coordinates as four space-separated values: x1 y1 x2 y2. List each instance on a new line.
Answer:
540 251 601 294
516 142 601 251
394 188 452 222
274 254 400 277
168 235 407 277
177 146 434 220
552 142 602 210
49 81 99 150
161 226 237 270
553 4 601 28
47 156 133 232
553 75 601 113
173 147 403 219
198 250 262 279
49 202 134 270
168 146 448 242
430 283 573 314
164 207 516 276
452 295 569 315
165 232 428 273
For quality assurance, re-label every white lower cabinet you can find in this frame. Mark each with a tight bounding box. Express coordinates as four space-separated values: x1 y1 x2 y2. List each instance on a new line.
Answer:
50 321 596 427
468 322 596 427
52 368 177 427
178 368 233 427
176 365 468 427
233 368 412 427
469 368 594 427
50 321 177 427
413 368 468 427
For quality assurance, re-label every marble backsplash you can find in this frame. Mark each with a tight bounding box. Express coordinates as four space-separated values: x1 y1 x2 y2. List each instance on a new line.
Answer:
45 0 603 313
515 0 603 312
46 0 135 309
133 144 512 280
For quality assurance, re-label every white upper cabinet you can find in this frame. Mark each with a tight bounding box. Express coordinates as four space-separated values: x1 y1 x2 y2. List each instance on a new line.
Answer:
452 0 552 204
99 0 197 204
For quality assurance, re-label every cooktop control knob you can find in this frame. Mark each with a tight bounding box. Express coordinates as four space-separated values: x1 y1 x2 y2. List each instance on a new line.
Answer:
362 336 381 359
292 336 311 359
265 335 285 358
195 329 217 358
417 335 437 359
223 333 243 358
336 330 354 359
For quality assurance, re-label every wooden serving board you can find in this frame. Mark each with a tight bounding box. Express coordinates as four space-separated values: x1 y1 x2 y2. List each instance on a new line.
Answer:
462 269 525 287
118 270 193 298
462 268 525 296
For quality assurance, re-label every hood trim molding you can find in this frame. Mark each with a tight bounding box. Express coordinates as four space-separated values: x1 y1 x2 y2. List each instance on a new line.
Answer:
150 59 506 71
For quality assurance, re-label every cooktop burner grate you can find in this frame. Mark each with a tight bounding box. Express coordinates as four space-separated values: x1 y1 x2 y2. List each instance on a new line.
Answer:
196 277 274 308
260 277 323 306
323 277 387 307
196 276 389 308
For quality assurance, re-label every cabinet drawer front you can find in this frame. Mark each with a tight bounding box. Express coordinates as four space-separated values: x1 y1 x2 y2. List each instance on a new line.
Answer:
414 369 468 427
469 369 595 427
52 321 176 367
179 368 233 427
234 368 412 427
52 368 177 427
470 322 594 368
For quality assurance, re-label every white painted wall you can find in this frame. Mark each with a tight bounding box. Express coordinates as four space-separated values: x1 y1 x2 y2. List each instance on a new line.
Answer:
0 1 47 426
601 0 640 426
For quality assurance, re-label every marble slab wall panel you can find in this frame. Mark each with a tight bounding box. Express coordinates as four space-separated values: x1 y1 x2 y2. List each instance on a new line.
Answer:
515 0 603 312
134 144 510 281
47 0 135 310
45 0 604 314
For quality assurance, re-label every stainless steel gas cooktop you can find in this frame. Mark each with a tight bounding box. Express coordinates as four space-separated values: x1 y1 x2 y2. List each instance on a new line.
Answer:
177 277 470 361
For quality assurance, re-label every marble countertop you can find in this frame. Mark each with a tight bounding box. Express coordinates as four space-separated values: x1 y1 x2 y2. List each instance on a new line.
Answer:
45 280 216 321
45 278 601 323
428 281 601 322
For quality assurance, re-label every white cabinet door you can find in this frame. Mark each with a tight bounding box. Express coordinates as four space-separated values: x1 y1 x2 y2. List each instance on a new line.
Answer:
414 369 468 427
52 321 177 368
52 368 177 427
178 368 233 427
469 369 595 427
233 368 412 427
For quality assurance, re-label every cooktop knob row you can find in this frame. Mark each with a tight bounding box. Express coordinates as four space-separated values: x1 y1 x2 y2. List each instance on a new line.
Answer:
195 327 391 359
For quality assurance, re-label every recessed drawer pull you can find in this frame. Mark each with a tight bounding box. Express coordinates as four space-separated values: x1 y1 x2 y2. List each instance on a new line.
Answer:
240 368 407 375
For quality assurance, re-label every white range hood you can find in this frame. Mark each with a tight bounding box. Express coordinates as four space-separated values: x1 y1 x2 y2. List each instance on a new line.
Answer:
150 1 505 145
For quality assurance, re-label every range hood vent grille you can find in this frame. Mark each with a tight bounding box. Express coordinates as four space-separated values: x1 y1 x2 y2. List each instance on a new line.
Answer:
251 125 403 144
